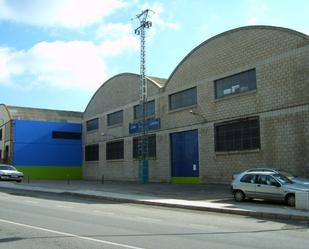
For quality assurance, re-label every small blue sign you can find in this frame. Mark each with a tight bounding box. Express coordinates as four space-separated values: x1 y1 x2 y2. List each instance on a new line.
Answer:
129 118 160 134
129 122 142 134
148 118 160 130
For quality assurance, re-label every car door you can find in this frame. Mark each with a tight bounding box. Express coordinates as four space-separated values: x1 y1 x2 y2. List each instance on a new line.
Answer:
255 175 284 200
238 174 256 198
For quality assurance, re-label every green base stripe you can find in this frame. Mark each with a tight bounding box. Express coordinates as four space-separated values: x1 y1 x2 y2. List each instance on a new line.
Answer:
15 166 82 180
171 177 200 184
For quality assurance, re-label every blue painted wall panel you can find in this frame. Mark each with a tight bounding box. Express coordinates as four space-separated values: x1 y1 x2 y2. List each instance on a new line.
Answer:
13 120 81 144
13 120 82 166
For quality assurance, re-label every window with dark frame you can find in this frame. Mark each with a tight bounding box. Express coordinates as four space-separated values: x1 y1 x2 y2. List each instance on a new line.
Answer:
215 69 256 99
169 87 197 110
106 140 124 160
85 144 99 161
133 134 156 158
134 100 155 120
4 145 9 161
107 110 123 126
86 118 99 132
0 128 2 140
52 131 81 140
215 117 260 152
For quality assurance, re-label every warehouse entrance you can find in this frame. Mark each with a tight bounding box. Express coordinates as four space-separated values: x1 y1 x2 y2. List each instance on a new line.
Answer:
170 129 199 183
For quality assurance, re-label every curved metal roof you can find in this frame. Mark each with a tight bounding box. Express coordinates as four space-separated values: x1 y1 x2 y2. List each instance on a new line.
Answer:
165 25 309 88
84 73 167 113
5 105 82 123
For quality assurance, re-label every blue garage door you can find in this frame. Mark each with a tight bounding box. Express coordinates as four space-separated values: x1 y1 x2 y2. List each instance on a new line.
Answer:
170 129 199 183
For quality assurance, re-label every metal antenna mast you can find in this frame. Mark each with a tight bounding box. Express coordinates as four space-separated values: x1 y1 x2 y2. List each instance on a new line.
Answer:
133 9 152 183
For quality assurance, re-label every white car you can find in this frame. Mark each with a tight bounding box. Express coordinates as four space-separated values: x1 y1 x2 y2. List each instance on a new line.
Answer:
0 164 24 182
231 170 309 206
239 168 309 186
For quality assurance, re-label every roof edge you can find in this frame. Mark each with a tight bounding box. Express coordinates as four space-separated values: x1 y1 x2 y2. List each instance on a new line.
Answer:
164 25 309 88
6 105 82 115
0 103 12 121
84 72 166 114
146 76 167 88
84 73 138 114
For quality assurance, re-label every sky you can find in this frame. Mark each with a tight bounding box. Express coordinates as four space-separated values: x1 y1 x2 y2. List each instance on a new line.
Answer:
0 0 308 112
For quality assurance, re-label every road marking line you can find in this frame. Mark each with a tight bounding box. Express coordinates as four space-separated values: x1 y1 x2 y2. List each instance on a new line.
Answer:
24 200 39 204
56 205 73 209
188 223 218 230
135 217 162 223
92 210 115 215
0 218 145 249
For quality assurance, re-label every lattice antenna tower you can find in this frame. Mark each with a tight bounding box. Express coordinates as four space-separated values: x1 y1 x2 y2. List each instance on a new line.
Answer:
133 9 153 159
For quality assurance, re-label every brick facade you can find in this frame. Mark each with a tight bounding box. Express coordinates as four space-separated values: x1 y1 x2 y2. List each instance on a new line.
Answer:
83 26 309 183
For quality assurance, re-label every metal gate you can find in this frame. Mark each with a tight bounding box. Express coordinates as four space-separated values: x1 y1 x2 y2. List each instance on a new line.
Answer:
170 129 199 183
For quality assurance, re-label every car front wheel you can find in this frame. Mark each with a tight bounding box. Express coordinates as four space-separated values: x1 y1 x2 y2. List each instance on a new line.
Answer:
286 194 295 207
234 190 245 202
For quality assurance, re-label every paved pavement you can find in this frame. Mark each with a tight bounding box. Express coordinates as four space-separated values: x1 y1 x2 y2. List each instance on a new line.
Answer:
0 180 308 221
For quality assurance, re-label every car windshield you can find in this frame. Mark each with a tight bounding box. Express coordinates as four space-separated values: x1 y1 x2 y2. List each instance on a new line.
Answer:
0 165 16 171
273 173 293 184
277 170 294 178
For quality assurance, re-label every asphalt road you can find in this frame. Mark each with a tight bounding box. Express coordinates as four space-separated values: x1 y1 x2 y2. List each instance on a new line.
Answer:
0 190 308 249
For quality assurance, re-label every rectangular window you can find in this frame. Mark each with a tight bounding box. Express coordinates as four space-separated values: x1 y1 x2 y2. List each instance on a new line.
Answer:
107 110 123 126
134 100 155 120
169 87 197 110
52 131 81 140
215 69 256 99
106 140 124 160
133 134 156 158
4 145 9 161
215 117 260 152
0 128 2 140
85 144 99 161
86 118 99 132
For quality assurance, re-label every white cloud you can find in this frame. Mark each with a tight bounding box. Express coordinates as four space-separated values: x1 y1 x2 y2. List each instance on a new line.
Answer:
28 41 108 90
0 48 11 82
141 3 180 30
0 17 141 91
0 21 140 92
96 23 133 40
0 0 127 28
0 41 107 91
134 2 180 40
96 23 139 55
0 1 179 92
0 47 24 83
100 36 139 56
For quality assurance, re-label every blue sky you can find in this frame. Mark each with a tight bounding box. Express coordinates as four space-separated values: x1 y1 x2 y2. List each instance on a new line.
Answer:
0 0 308 112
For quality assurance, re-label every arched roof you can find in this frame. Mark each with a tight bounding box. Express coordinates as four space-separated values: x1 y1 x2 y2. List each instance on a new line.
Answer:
84 73 166 118
165 25 309 89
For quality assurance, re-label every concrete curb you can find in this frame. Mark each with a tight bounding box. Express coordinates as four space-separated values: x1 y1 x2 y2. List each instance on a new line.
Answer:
63 192 309 221
1 185 308 222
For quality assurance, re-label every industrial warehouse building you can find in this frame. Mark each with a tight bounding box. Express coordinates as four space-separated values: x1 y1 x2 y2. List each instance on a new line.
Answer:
1 25 308 183
0 105 83 179
83 26 309 183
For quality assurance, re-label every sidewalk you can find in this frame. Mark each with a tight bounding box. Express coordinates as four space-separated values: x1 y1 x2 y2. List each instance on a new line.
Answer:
0 180 308 221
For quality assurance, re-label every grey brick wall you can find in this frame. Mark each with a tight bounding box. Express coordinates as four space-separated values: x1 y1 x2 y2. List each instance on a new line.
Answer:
83 26 309 183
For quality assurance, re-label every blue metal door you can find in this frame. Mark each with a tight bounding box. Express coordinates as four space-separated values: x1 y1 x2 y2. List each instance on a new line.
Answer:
170 130 199 179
